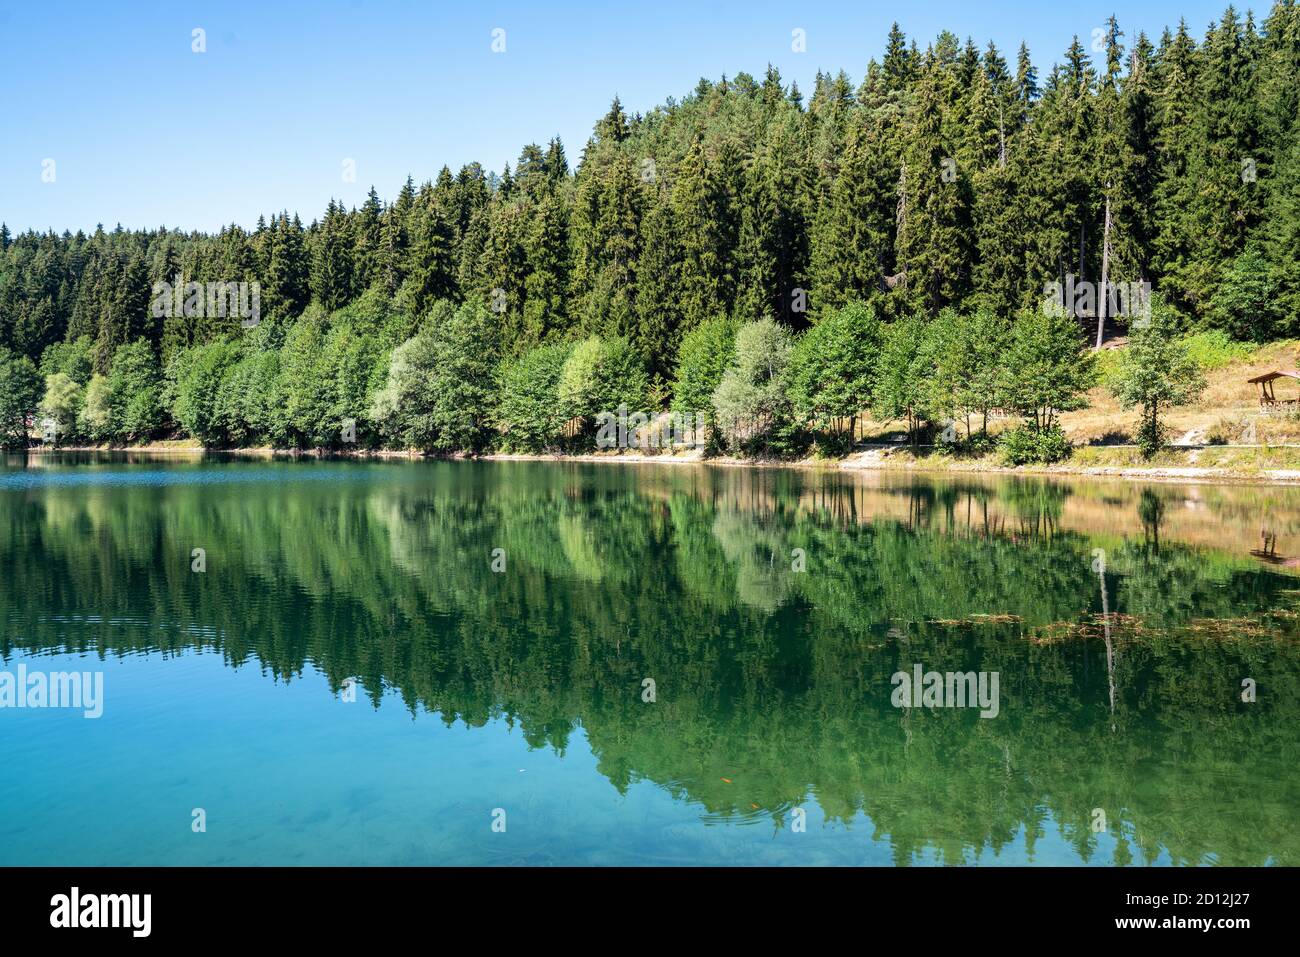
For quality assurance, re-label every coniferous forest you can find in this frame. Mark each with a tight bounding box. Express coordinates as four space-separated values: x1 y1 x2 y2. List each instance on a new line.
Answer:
2 7 1299 459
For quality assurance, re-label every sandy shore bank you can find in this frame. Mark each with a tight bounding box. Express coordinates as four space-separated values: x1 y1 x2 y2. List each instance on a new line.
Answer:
19 442 1300 486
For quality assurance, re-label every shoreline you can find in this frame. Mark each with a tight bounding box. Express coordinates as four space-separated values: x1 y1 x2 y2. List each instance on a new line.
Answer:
17 442 1300 486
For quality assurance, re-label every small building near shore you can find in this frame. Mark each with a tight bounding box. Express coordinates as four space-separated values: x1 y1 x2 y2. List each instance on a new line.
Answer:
1247 370 1300 414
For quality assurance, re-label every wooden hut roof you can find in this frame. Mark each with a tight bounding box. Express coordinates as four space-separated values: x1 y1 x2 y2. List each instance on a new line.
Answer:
1246 370 1300 384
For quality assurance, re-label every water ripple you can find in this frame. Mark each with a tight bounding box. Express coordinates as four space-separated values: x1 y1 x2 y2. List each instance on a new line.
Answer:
0 467 367 491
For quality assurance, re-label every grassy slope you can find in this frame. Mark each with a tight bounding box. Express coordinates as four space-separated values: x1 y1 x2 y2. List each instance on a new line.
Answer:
851 336 1300 478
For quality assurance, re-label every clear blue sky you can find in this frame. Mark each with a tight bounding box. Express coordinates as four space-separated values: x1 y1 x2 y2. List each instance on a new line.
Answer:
0 0 1240 234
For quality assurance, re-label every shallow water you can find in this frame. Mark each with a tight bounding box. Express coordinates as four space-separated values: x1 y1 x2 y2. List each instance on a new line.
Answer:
1 454 1297 865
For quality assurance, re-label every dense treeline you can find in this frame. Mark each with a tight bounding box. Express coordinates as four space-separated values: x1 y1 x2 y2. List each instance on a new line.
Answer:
2 7 1298 454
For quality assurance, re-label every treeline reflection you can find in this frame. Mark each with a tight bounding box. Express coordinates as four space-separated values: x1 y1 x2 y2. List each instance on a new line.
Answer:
3 459 1299 864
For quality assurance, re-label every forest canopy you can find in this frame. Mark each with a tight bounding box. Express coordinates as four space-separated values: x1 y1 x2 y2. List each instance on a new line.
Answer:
2 6 1297 454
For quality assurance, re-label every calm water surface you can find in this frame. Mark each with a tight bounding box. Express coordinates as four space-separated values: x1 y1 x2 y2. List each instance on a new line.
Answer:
1 454 1297 865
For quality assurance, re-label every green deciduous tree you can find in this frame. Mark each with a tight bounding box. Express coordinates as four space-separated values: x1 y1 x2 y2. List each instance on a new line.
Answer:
558 335 649 429
78 374 112 441
926 307 1008 436
712 318 796 453
494 342 574 452
38 372 84 444
104 339 163 440
1110 302 1206 457
872 316 938 443
167 340 241 445
1000 308 1096 432
672 314 738 436
371 303 500 451
788 300 882 438
0 346 42 448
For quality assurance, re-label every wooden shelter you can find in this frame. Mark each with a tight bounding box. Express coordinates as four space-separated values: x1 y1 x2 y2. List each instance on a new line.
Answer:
1247 370 1300 413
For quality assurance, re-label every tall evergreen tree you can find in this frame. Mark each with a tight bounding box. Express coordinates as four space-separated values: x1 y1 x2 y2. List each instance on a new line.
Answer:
737 111 811 324
264 213 310 322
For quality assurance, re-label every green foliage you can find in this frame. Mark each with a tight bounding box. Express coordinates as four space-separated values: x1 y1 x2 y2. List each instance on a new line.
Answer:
557 335 649 427
324 320 385 444
267 314 384 447
1181 329 1254 370
712 318 797 454
369 333 436 449
1209 250 1280 342
1000 308 1096 431
788 299 881 432
78 374 112 440
1092 347 1125 390
38 373 84 444
39 336 94 386
104 339 163 441
370 303 500 451
495 342 574 452
331 283 415 346
1111 304 1207 458
671 314 738 429
311 200 356 312
872 316 937 440
925 306 1008 435
0 346 42 448
167 340 241 445
278 316 337 446
999 423 1072 465
218 348 284 447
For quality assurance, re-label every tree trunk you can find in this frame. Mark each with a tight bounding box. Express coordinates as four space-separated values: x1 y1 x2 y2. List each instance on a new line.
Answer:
1078 221 1087 289
997 104 1007 170
1096 191 1111 351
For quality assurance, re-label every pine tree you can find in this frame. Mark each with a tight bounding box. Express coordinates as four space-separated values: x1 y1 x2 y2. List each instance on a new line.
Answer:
480 197 529 342
967 61 1022 315
522 191 570 346
1123 32 1160 284
405 171 458 314
265 213 310 322
1092 16 1138 345
1183 9 1262 316
896 46 971 313
1015 42 1039 118
1265 114 1300 332
513 144 547 202
633 191 682 376
672 137 736 329
1150 21 1201 309
809 122 894 309
353 187 384 291
456 205 490 303
571 144 642 337
543 137 569 187
737 111 811 324
882 23 917 90
311 199 355 311
1258 1 1300 178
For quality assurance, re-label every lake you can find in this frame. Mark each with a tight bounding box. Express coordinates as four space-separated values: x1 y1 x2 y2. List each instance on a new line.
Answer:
1 454 1297 865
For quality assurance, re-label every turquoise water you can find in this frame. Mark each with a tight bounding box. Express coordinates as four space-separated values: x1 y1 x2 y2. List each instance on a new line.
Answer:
1 455 1297 865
